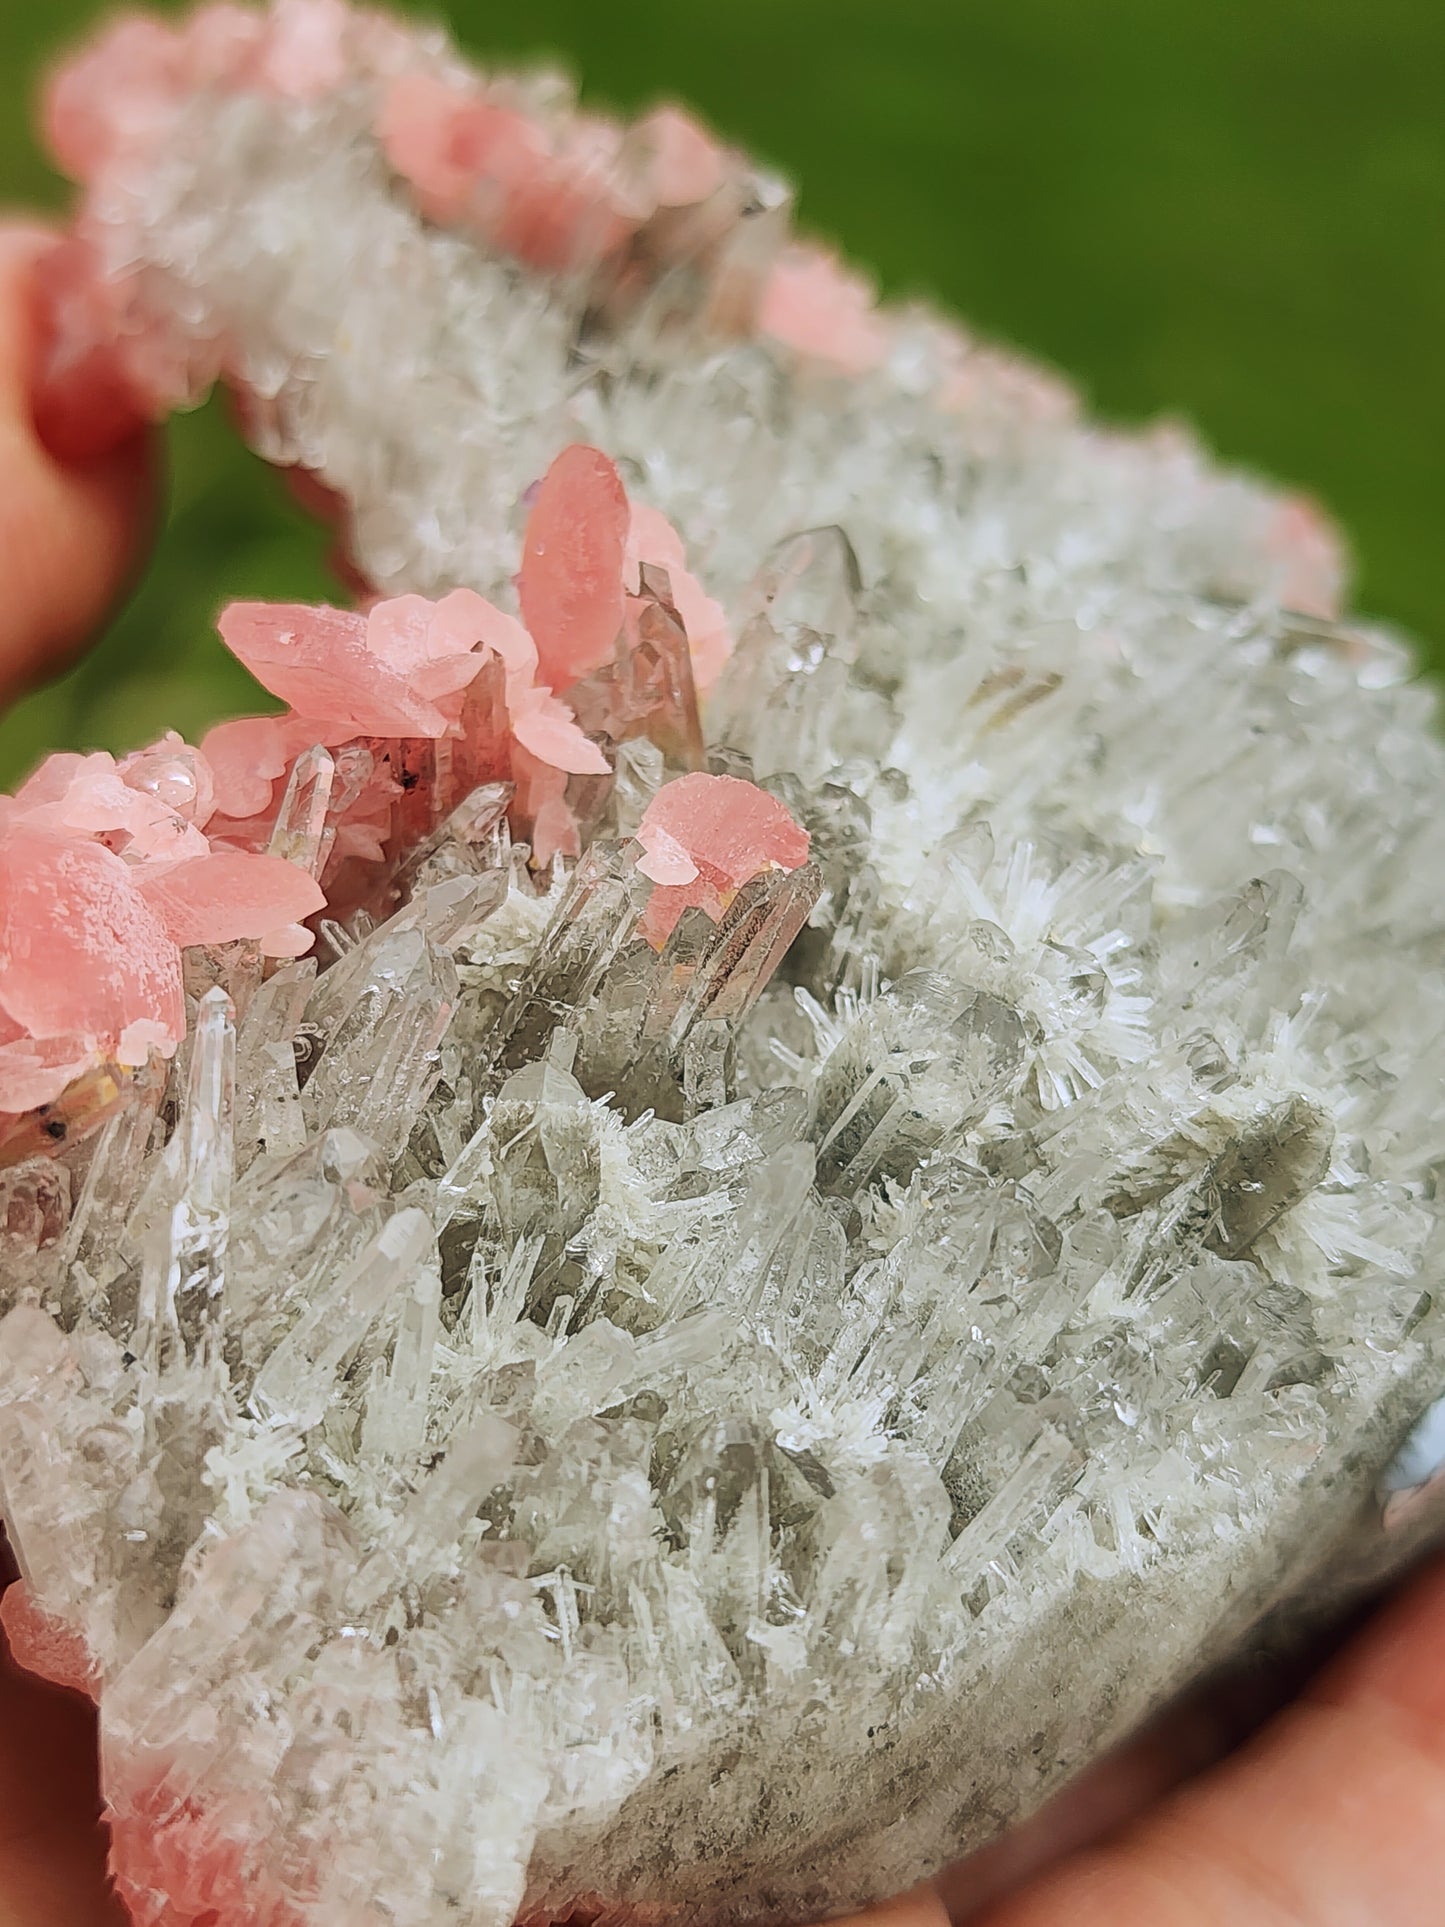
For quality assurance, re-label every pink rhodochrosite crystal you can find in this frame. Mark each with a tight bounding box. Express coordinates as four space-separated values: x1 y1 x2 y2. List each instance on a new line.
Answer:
0 827 184 1112
0 443 750 1128
0 790 324 1116
9 10 1445 1927
757 245 893 376
635 772 812 946
520 445 632 689
134 851 322 956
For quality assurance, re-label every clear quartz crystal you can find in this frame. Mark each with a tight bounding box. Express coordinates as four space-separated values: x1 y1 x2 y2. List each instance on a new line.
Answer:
5 11 1445 1927
268 741 337 875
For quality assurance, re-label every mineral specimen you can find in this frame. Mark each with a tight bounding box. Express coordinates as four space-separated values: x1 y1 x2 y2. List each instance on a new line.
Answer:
3 3 1445 1925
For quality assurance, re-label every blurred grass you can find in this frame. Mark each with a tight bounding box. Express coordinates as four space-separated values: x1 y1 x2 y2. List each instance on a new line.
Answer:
1 0 1442 786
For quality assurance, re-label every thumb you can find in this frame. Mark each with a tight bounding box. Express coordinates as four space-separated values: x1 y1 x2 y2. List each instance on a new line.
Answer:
0 222 160 709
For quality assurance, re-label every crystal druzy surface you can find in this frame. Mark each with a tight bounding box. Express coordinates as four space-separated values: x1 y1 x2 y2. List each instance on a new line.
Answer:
4 3 1445 1924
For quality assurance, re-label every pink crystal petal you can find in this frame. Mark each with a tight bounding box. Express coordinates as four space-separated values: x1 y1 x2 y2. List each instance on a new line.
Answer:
638 772 810 888
378 73 541 228
519 446 630 690
634 823 699 886
254 0 351 101
625 503 687 585
135 851 326 952
635 773 810 946
200 714 316 820
1268 492 1344 620
759 245 892 377
626 503 734 689
509 745 581 866
117 1017 175 1066
259 923 316 960
42 15 184 180
14 748 210 865
0 828 184 1066
185 3 268 87
0 1034 100 1117
364 592 496 703
511 691 612 776
219 602 453 738
635 770 809 944
491 135 637 274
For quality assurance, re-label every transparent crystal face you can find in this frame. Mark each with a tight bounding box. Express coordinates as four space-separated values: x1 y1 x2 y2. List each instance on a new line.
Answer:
4 15 1445 1927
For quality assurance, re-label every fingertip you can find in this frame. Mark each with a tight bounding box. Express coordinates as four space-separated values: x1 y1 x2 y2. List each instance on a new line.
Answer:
24 229 159 465
1308 1548 1445 1737
973 1556 1445 1927
0 220 162 705
825 1880 951 1927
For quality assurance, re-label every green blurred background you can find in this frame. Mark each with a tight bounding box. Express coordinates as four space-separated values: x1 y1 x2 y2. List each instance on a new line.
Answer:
1 0 1441 787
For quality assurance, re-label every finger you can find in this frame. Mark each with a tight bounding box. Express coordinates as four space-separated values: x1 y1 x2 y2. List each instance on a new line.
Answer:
0 1548 124 1926
828 1880 953 1927
940 1607 1366 1918
972 1553 1445 1927
0 222 160 707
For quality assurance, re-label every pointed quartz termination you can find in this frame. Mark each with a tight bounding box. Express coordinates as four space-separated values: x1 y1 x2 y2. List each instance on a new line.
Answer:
491 774 818 1120
222 1126 390 1384
489 842 659 1076
250 1205 435 1428
135 986 236 1361
232 958 315 1171
708 527 875 785
565 565 707 771
296 871 509 1166
811 972 1029 1193
300 926 460 1164
943 1427 1081 1583
354 1406 519 1603
266 740 336 876
357 1261 442 1469
391 779 514 892
1122 1096 1335 1299
60 1053 167 1307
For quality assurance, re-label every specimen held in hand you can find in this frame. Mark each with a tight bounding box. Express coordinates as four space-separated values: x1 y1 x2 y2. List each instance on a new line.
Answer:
4 3 1445 1925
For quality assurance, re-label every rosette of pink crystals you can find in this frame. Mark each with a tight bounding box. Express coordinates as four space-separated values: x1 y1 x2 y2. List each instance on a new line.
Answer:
1 442 735 1129
0 737 325 1118
202 442 730 877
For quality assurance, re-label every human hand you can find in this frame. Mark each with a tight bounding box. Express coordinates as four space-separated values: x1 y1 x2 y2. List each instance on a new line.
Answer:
2 213 1443 1927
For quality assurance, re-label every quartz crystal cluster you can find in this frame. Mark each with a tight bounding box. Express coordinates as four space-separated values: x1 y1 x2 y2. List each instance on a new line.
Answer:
4 4 1445 1925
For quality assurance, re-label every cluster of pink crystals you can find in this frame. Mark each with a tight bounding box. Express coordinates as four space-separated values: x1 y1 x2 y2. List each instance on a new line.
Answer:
30 0 1355 628
0 442 753 1128
29 0 1356 633
38 0 956 396
44 0 405 182
379 73 729 278
0 739 324 1119
201 443 731 877
376 69 901 374
35 0 414 444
